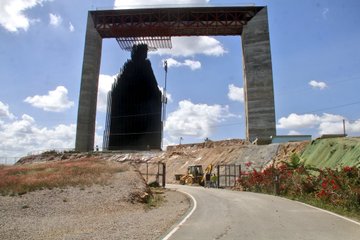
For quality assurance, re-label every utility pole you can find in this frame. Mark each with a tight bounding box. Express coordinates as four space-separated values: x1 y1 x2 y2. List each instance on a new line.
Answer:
161 60 168 150
343 119 346 136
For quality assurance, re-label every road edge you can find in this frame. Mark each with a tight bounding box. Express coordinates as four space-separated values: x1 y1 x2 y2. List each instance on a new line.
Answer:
294 200 360 226
160 189 197 240
251 191 360 226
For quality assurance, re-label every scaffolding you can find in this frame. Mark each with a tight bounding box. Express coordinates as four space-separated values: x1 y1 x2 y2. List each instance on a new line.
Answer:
116 36 172 51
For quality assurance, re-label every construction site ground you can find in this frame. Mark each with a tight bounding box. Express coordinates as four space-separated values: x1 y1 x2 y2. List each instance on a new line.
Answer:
0 162 189 240
4 137 360 239
17 137 360 184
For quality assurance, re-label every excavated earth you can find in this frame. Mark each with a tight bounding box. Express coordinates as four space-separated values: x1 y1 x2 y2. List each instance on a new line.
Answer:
147 139 310 183
16 139 310 184
0 162 189 240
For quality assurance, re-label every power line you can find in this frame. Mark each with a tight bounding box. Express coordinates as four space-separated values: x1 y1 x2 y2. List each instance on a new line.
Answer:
277 75 360 97
299 100 360 114
208 122 244 129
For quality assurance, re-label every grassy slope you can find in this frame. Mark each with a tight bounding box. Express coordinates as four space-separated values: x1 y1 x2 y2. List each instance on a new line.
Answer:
301 138 360 169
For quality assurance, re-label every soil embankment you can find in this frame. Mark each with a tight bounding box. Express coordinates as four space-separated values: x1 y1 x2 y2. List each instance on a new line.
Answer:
16 137 360 183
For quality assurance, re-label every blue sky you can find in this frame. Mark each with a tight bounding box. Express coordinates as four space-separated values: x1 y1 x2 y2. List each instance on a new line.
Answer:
1 0 360 160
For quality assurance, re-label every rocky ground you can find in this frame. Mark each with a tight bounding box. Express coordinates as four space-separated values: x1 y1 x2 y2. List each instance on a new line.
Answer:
0 165 190 240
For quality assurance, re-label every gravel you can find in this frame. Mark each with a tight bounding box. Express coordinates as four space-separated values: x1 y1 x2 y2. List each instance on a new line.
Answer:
0 167 190 240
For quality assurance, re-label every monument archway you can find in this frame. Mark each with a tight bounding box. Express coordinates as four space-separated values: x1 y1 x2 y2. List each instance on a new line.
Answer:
75 6 276 152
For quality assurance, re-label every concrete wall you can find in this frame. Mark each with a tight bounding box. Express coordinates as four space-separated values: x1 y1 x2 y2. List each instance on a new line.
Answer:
242 7 276 142
271 135 312 144
75 13 102 152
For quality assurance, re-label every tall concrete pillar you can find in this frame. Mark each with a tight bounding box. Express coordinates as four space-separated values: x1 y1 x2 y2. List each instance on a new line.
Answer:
242 7 276 142
75 12 102 152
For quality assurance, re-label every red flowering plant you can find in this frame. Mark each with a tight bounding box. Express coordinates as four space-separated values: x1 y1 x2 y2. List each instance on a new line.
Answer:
323 166 360 209
236 153 360 213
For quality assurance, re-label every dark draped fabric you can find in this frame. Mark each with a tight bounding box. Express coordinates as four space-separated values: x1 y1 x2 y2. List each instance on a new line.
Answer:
103 44 162 150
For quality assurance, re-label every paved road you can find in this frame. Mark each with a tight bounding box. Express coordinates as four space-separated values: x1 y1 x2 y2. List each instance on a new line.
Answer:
165 184 360 240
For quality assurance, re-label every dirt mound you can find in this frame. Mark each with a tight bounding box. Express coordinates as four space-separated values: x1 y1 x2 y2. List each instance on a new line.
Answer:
167 139 248 151
274 141 310 166
148 140 283 183
17 151 162 165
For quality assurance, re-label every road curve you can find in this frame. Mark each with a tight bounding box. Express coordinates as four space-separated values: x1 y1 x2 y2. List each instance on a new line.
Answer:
165 184 360 240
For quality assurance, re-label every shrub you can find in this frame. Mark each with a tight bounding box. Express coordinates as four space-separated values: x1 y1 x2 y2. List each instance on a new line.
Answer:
237 163 360 215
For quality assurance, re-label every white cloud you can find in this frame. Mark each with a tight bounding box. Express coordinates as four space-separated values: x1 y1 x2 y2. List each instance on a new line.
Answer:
154 36 226 57
165 100 233 139
0 101 15 119
228 84 244 102
288 130 301 135
0 113 76 157
114 0 209 8
163 137 176 149
165 58 201 71
49 13 62 27
318 121 343 135
277 113 360 136
322 8 329 19
0 0 47 32
347 120 360 133
318 118 360 135
158 86 173 103
277 113 327 129
309 80 327 90
69 21 74 32
277 113 320 129
24 86 74 112
97 74 117 112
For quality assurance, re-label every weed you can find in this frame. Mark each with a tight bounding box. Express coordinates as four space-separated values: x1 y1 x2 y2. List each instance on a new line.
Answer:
148 181 160 188
0 159 125 196
146 193 164 209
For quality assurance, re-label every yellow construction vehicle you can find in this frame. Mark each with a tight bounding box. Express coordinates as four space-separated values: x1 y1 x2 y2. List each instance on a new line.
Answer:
179 164 214 186
179 165 204 186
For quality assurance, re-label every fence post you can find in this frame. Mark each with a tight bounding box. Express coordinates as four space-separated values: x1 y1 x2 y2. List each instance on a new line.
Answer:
156 163 160 184
233 164 236 187
274 174 280 196
162 163 166 188
217 165 220 188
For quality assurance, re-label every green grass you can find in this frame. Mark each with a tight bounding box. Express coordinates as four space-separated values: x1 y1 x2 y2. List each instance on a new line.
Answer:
0 158 125 196
146 188 165 209
301 138 360 169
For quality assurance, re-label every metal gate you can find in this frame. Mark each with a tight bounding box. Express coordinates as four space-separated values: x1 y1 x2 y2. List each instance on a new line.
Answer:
216 164 241 188
132 161 166 188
